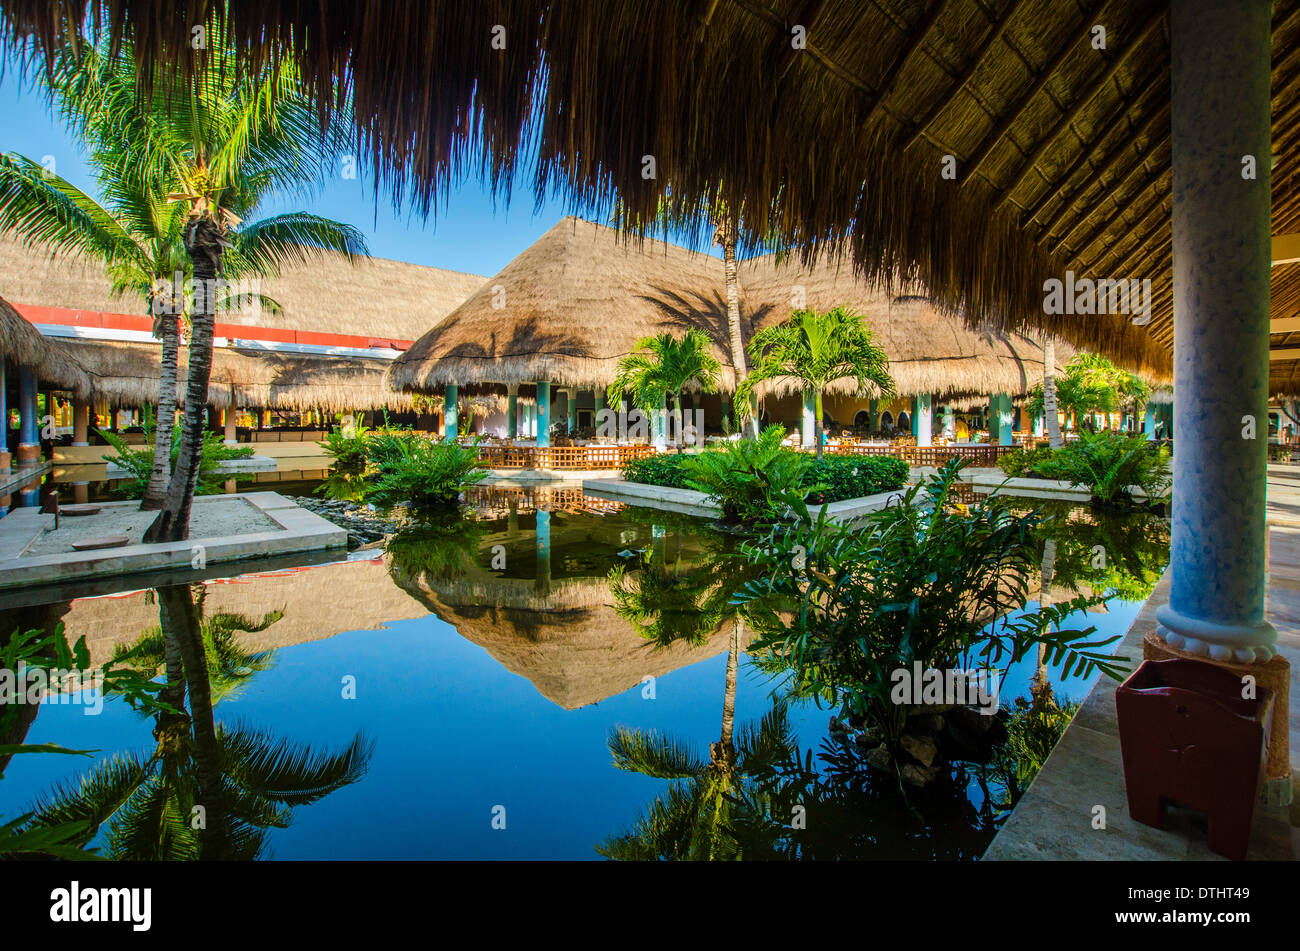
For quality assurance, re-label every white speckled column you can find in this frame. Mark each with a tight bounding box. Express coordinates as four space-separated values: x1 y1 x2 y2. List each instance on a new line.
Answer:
801 391 815 447
1155 0 1277 663
915 393 933 447
941 404 955 441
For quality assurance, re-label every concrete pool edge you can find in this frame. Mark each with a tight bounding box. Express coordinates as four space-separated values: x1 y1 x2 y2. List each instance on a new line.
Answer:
580 477 907 522
0 491 347 591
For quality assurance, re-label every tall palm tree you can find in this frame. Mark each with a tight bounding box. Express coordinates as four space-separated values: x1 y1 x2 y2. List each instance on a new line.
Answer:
18 584 372 860
607 329 722 452
736 306 895 458
29 30 366 540
1041 334 1064 449
1 43 365 513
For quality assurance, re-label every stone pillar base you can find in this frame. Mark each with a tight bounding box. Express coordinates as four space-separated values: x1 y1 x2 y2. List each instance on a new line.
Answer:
15 443 40 466
1143 631 1292 804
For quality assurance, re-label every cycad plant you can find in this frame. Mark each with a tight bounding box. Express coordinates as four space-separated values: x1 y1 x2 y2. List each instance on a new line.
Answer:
736 306 895 457
0 28 367 538
608 329 722 452
680 425 823 524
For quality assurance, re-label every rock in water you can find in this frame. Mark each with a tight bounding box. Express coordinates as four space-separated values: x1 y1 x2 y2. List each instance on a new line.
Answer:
900 733 939 768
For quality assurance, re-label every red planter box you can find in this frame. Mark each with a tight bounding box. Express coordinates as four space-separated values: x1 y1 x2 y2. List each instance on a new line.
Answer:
1116 658 1273 860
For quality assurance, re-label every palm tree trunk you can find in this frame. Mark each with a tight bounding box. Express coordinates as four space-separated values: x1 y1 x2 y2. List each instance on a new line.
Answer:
1032 538 1057 712
146 219 222 542
1042 335 1064 449
814 390 824 459
158 583 229 860
141 311 180 510
717 213 754 439
719 617 740 753
673 391 684 453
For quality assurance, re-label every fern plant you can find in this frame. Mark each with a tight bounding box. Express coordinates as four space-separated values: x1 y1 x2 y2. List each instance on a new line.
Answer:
1033 430 1170 507
680 426 825 524
364 435 488 510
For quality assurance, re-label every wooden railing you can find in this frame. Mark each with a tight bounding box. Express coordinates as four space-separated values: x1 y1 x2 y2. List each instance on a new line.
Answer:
826 443 1022 466
475 443 656 470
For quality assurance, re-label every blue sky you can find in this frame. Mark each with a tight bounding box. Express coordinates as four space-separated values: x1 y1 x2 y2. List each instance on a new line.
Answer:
0 56 720 279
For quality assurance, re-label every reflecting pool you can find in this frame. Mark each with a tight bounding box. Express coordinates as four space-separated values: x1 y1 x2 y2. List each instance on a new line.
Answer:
0 487 1170 859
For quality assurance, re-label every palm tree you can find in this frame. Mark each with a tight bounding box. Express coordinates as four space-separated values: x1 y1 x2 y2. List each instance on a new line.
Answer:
18 584 372 860
33 29 365 541
736 306 895 458
1 42 365 514
607 329 722 452
1041 334 1064 449
598 684 796 860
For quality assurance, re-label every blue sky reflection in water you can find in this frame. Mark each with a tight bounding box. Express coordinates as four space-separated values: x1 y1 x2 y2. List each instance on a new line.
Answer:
0 490 1168 860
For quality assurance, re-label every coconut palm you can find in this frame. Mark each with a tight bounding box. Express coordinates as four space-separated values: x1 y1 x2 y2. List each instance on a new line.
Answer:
607 329 722 453
597 675 796 860
736 306 895 458
17 585 372 860
27 29 365 540
0 45 364 513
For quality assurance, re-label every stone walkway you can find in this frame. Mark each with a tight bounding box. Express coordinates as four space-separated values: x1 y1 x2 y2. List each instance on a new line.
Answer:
983 466 1300 861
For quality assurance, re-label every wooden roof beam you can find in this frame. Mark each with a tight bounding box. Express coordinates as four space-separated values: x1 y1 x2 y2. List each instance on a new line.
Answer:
1054 152 1170 261
903 0 1033 153
958 0 1099 186
1272 233 1300 266
1000 8 1167 202
1271 317 1300 334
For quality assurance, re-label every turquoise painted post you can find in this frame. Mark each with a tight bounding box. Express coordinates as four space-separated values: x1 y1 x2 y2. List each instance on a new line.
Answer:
567 389 577 434
1144 403 1157 440
801 391 816 447
536 381 551 447
0 360 7 461
868 398 879 432
535 508 551 596
915 393 933 447
652 395 667 450
507 384 518 438
910 396 920 437
443 383 459 442
18 363 39 459
993 393 1013 446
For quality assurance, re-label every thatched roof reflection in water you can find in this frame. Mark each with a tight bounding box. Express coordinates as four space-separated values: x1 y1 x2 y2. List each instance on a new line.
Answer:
389 567 732 711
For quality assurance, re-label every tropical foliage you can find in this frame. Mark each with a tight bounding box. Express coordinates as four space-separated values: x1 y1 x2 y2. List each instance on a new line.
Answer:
681 426 824 524
607 329 722 451
1034 430 1171 507
100 421 254 500
737 307 895 457
732 461 1124 776
1028 353 1151 431
364 434 487 510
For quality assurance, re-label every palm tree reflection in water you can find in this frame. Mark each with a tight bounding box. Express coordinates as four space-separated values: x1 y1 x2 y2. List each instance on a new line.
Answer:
23 584 373 860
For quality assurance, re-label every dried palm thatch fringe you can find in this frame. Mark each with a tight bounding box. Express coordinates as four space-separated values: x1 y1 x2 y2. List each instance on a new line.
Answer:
2 0 1240 378
53 337 415 412
0 294 90 395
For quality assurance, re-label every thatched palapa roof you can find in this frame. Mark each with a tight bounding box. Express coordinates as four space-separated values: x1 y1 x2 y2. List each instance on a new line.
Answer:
393 217 1086 400
0 294 89 395
4 0 1239 379
1 234 485 408
389 217 742 393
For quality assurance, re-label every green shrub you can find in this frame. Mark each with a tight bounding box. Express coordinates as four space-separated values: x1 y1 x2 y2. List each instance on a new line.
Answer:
733 459 1123 765
364 435 487 509
1031 430 1170 507
621 442 908 509
101 426 254 500
620 453 691 489
803 455 908 504
319 424 370 471
681 426 824 524
998 445 1056 478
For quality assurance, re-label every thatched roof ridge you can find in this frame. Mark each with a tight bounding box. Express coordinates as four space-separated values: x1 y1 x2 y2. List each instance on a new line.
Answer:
0 295 90 395
389 217 741 391
0 234 486 340
0 0 1215 375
